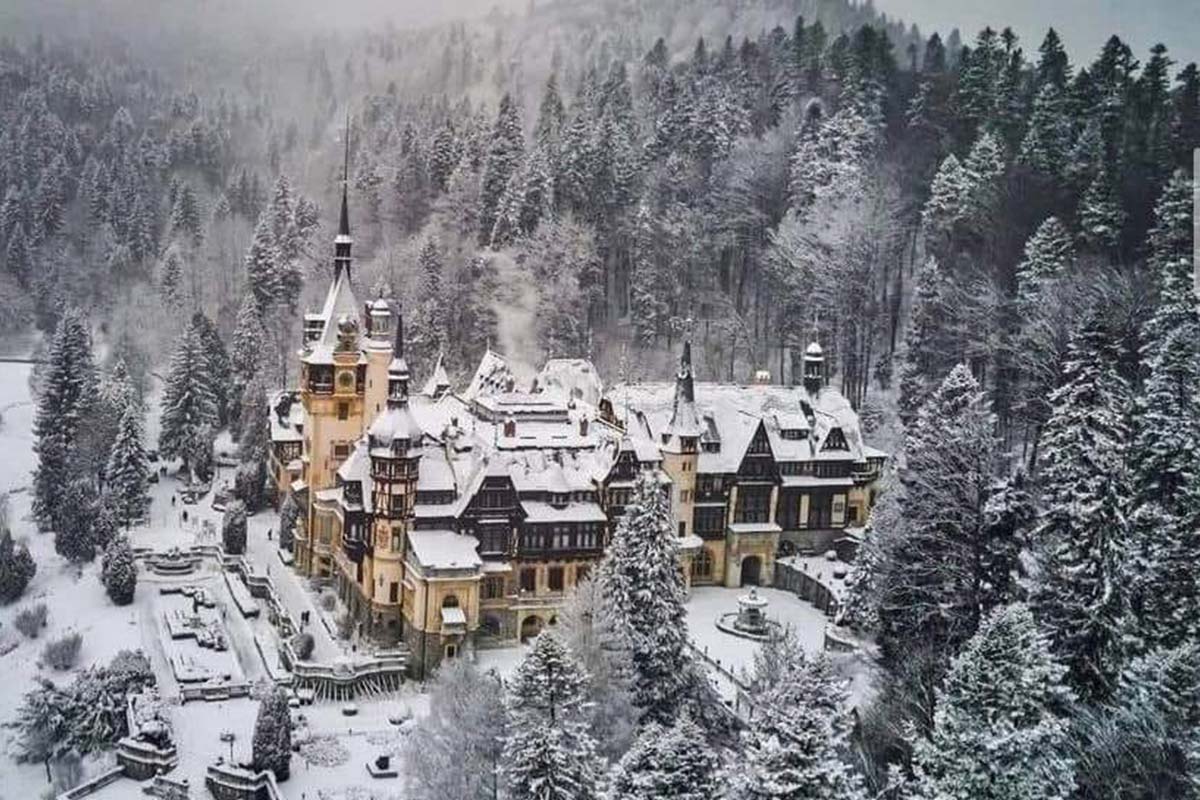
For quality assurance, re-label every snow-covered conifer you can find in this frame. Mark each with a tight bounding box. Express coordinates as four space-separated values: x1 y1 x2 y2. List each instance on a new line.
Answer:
1031 312 1131 699
479 93 525 243
105 402 149 528
0 523 36 604
910 603 1074 800
101 535 136 605
599 472 692 724
159 326 218 482
503 631 601 800
222 500 247 555
609 713 718 800
251 686 291 780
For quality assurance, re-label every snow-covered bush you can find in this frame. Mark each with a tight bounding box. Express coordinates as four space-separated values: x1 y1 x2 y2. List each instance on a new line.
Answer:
42 632 82 670
222 500 247 555
15 603 48 638
102 535 137 605
291 632 315 660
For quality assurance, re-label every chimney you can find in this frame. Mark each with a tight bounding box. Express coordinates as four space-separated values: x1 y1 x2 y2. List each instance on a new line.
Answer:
579 417 589 437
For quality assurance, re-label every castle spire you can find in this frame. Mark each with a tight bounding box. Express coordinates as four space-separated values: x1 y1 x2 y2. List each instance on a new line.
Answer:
333 112 353 282
387 303 410 405
663 323 703 445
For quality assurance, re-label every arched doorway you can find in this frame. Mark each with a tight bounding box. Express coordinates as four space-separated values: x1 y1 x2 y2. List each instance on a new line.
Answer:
520 615 545 642
741 555 762 587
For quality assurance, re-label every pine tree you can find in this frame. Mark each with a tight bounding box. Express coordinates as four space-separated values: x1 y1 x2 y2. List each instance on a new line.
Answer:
503 631 601 800
222 500 248 555
1015 217 1074 315
278 493 299 552
734 652 865 800
898 257 956 424
410 237 446 374
839 466 904 633
1032 312 1131 700
961 130 1006 228
1035 29 1070 89
33 308 97 530
55 478 99 563
1141 170 1196 348
0 525 36 604
105 403 149 528
190 312 232 428
479 93 525 244
910 604 1075 800
158 246 184 308
251 686 292 780
1018 85 1072 178
101 535 136 606
235 377 269 511
159 327 218 482
1078 162 1126 254
428 121 460 193
244 214 281 313
610 713 717 800
920 153 969 252
878 365 1000 659
229 294 266 439
598 472 691 724
170 182 202 247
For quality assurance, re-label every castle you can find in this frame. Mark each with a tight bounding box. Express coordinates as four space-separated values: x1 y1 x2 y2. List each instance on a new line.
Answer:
269 188 887 677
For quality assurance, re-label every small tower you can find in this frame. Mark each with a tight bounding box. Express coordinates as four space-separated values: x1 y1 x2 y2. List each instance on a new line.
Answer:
802 342 825 395
334 119 353 282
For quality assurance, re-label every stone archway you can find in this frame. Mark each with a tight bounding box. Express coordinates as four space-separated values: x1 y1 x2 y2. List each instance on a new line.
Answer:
741 555 763 587
520 614 545 642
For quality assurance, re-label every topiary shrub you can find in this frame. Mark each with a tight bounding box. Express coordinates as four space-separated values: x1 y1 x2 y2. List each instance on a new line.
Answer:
101 535 137 605
278 493 299 552
222 500 248 555
251 686 292 780
15 603 48 638
291 632 315 660
42 632 82 670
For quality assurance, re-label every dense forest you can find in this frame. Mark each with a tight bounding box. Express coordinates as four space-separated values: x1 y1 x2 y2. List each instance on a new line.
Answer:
1 0 1199 794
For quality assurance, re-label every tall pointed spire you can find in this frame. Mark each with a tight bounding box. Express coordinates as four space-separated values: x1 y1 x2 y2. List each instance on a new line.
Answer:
333 111 353 282
387 302 410 405
663 325 703 446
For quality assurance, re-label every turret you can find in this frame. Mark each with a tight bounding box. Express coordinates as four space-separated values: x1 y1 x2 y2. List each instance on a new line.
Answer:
802 341 825 395
661 336 703 452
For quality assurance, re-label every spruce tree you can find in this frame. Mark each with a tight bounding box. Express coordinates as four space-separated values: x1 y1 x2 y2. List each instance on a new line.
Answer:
33 308 97 530
734 652 865 800
503 631 600 800
229 294 266 439
479 93 525 244
244 214 281 313
920 153 969 253
878 364 999 659
1018 85 1072 178
278 493 299 552
1031 312 1131 700
190 312 232 427
910 604 1075 800
55 478 99 563
1015 217 1074 315
222 500 248 555
159 327 218 482
599 472 691 724
158 246 185 308
610 713 717 800
1078 163 1126 255
251 686 292 780
105 403 149 528
101 535 136 606
897 256 955 424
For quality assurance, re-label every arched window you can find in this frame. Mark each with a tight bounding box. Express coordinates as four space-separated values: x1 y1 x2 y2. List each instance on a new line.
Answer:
442 594 460 609
692 548 714 581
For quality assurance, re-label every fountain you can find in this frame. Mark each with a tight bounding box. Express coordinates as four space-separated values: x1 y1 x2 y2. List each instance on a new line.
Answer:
716 586 781 641
733 587 770 636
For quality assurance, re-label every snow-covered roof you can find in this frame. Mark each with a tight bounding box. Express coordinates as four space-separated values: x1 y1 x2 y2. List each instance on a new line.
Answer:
421 353 452 398
520 500 607 524
464 349 513 400
535 358 604 406
407 530 482 571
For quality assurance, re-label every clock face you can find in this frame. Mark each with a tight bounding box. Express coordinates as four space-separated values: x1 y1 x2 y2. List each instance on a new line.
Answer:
339 371 354 388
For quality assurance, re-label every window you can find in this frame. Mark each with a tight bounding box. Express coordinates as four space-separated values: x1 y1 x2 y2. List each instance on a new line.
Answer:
338 402 349 420
548 567 564 592
333 442 351 460
478 527 508 555
848 505 859 524
391 532 402 552
678 521 686 538
777 491 802 529
442 595 459 608
695 506 726 536
482 576 505 600
520 568 536 593
735 486 772 524
692 548 714 581
389 582 398 602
